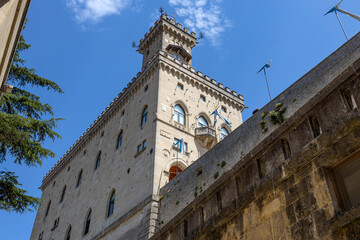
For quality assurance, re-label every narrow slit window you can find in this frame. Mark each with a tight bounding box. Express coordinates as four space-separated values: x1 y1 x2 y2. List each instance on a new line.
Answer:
45 200 51 218
95 151 101 170
76 170 83 188
84 210 92 236
308 115 321 138
216 191 222 211
281 139 291 159
235 177 241 197
107 191 115 217
60 186 66 203
256 159 265 179
341 89 357 111
183 220 188 238
200 95 206 102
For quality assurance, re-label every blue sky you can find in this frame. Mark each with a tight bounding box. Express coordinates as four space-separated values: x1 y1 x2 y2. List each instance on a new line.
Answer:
1 0 359 239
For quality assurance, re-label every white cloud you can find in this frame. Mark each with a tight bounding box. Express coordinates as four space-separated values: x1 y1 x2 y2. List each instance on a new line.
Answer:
66 0 132 23
169 0 229 46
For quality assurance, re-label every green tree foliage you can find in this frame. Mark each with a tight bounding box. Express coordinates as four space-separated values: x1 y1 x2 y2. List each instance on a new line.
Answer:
0 26 63 213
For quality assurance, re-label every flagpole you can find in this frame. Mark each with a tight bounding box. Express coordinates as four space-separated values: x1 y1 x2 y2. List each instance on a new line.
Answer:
335 11 349 40
263 68 272 100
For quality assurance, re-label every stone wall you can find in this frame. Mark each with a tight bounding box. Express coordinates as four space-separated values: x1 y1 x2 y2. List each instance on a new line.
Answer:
151 33 360 239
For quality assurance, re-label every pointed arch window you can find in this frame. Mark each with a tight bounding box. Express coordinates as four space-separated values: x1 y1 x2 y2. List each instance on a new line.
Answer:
141 106 148 127
107 191 115 217
220 127 229 140
84 210 92 236
116 131 123 149
197 116 209 127
76 170 82 188
60 185 66 203
65 225 71 240
95 151 101 170
174 105 185 125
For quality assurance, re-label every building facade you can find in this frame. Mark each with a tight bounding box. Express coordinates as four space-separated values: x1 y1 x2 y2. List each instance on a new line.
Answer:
0 0 31 95
30 15 245 240
150 33 360 240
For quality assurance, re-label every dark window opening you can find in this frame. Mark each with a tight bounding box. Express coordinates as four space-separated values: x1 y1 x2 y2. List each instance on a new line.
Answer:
309 115 321 138
141 106 148 127
216 191 222 211
45 201 51 218
341 89 357 111
331 152 360 210
221 106 227 113
235 177 241 197
200 95 205 102
197 167 202 176
66 226 71 240
144 85 148 92
95 151 101 170
281 139 291 160
200 206 205 225
101 131 104 137
177 83 184 90
257 159 265 179
76 170 83 188
116 131 123 149
183 220 188 238
107 191 115 217
84 210 91 236
60 186 66 203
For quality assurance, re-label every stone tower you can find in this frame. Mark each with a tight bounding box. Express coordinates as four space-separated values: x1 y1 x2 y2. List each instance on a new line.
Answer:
30 15 245 240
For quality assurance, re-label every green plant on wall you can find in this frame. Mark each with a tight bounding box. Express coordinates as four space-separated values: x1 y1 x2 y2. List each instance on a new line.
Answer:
259 103 287 133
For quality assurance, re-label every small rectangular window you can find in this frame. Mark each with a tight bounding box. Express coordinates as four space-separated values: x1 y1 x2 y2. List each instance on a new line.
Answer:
308 115 321 138
200 95 206 102
331 152 360 210
197 167 202 176
256 159 265 179
183 220 188 237
137 144 142 153
173 138 187 153
177 83 184 90
341 89 357 111
216 191 222 211
221 106 227 113
281 139 291 160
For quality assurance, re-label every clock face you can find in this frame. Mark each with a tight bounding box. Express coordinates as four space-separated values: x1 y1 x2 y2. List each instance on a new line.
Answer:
172 53 183 63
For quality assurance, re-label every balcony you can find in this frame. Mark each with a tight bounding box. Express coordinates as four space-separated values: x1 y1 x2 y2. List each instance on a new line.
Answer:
195 127 216 149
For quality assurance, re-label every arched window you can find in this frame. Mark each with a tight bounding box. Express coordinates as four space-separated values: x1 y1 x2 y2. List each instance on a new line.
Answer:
45 200 51 218
220 127 229 140
174 105 185 125
107 191 115 217
65 225 71 240
95 151 101 170
76 170 82 188
141 106 148 127
197 116 208 127
169 165 183 181
84 210 92 236
60 185 66 203
116 131 123 149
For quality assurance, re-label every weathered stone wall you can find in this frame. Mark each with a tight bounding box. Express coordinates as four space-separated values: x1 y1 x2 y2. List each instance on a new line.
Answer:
151 33 360 240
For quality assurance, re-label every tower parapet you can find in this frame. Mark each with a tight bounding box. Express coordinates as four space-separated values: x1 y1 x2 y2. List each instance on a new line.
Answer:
139 14 197 68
